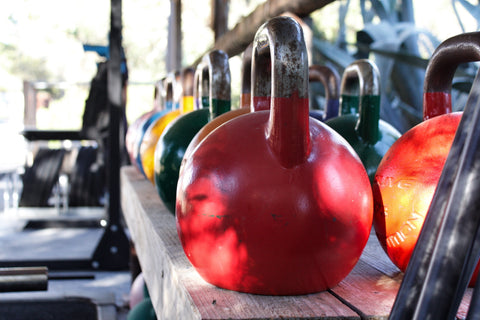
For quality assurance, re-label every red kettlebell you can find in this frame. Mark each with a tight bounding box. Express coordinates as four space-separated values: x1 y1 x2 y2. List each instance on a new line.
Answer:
176 16 373 295
373 32 480 286
308 64 341 121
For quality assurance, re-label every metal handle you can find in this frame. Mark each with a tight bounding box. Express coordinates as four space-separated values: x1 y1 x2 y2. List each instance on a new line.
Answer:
252 16 310 168
180 67 195 113
340 59 381 144
193 62 209 110
308 65 340 121
202 50 231 119
164 72 177 111
153 78 165 111
240 43 253 109
423 32 480 120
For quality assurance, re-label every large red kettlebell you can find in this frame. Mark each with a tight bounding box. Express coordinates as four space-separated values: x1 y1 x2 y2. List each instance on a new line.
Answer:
176 16 373 295
372 32 480 281
154 50 231 214
325 59 401 182
308 65 340 121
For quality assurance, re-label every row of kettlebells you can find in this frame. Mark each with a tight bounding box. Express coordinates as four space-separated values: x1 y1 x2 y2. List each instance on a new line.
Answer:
126 19 400 212
126 16 479 295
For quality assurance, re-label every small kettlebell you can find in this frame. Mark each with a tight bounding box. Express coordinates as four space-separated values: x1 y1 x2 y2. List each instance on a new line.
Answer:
308 64 340 121
325 59 401 182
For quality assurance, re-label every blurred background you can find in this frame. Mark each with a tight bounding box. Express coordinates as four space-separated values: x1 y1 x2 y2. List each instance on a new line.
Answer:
0 0 479 211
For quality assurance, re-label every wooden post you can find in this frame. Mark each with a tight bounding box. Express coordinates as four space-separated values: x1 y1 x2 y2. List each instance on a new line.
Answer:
167 0 182 72
191 0 335 64
211 0 229 41
23 80 36 128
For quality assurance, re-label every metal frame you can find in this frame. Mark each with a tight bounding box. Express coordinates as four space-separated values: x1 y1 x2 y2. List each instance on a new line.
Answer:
0 0 129 271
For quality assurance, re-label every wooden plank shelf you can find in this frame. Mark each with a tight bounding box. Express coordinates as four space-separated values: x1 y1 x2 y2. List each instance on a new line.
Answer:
120 165 472 320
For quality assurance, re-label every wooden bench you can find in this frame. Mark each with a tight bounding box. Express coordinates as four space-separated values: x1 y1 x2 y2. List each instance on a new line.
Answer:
120 165 472 319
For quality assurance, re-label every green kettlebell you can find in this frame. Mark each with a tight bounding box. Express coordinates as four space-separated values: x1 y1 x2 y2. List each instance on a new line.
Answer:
154 50 231 214
325 59 401 182
127 297 156 320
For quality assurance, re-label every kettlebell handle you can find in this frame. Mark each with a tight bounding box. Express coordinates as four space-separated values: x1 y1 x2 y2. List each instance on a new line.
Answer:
180 67 195 113
240 44 253 109
153 78 165 111
340 59 380 114
193 62 210 110
251 41 271 112
308 65 340 120
340 59 381 144
174 70 182 109
202 50 231 119
424 32 480 119
164 72 176 111
252 16 310 168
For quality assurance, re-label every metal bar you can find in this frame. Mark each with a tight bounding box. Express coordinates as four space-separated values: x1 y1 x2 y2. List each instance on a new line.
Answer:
0 267 47 276
0 267 48 292
108 0 122 230
467 258 480 319
20 130 87 141
0 260 93 270
90 0 130 271
390 68 480 319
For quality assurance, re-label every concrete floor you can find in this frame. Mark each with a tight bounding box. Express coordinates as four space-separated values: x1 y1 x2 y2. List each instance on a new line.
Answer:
0 271 131 320
0 209 133 320
0 126 135 318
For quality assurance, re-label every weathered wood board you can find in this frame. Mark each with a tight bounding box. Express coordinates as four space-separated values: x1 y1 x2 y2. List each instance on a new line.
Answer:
121 165 472 320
